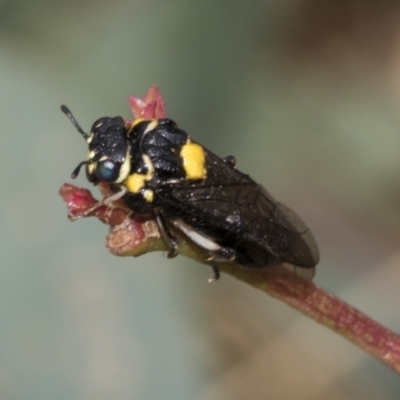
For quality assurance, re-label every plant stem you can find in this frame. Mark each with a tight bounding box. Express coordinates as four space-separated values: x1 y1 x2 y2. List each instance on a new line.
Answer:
223 264 400 375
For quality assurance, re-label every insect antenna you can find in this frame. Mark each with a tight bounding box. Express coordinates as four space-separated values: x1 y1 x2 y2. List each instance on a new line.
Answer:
60 105 89 140
71 160 89 179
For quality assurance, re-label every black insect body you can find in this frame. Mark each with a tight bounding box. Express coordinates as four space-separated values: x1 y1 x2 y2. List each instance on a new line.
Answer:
61 105 319 280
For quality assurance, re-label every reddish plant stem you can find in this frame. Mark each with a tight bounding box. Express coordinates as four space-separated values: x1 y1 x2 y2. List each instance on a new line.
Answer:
225 265 400 374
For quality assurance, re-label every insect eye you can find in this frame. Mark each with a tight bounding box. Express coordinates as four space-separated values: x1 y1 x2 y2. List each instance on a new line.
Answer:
96 160 120 182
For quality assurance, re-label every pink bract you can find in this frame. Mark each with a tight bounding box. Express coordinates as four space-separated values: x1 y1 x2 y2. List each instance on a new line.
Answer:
128 85 166 119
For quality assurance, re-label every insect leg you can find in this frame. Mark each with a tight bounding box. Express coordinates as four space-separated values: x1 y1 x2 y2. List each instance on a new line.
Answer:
154 211 179 258
69 186 127 221
208 265 220 283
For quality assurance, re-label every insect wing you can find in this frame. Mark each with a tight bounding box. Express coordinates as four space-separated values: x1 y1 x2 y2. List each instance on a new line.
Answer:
157 149 319 271
255 188 319 278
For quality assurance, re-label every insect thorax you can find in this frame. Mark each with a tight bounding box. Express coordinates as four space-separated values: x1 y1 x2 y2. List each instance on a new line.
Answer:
120 119 207 213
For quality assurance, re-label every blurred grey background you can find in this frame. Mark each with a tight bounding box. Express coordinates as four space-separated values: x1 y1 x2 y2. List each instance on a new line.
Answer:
1 0 400 398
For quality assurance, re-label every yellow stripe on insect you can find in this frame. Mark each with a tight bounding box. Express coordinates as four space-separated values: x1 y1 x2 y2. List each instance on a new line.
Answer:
115 147 132 183
130 118 145 128
143 189 154 203
180 140 206 180
127 118 146 135
124 154 154 193
127 118 158 136
125 173 147 193
87 132 94 144
143 120 158 135
87 162 95 175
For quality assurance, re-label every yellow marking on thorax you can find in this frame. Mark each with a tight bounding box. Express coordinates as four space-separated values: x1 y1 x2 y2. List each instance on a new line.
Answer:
127 118 158 136
143 189 154 202
114 146 132 184
125 173 147 193
142 154 154 175
130 118 145 128
123 154 155 194
180 141 206 180
143 119 158 134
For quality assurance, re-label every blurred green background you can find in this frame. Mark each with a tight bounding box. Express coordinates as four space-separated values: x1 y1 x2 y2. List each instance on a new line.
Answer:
1 0 400 398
